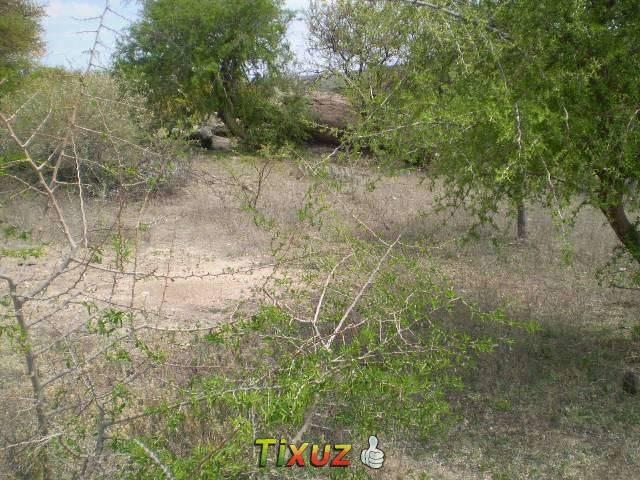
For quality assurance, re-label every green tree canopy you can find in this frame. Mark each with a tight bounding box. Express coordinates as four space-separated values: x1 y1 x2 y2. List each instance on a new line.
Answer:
312 0 640 271
307 0 415 78
114 0 306 146
0 0 44 92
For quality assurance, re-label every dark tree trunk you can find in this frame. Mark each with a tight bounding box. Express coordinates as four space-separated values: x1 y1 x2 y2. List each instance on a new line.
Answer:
213 65 246 140
601 201 640 264
596 170 640 264
517 202 527 241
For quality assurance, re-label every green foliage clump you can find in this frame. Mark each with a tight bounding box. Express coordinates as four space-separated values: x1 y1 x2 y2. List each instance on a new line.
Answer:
117 241 507 478
0 245 44 260
0 0 44 94
114 0 309 149
307 0 434 166
312 0 640 267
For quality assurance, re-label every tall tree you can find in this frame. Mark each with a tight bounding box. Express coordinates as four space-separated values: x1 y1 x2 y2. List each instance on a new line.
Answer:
0 0 44 92
114 0 305 146
307 0 413 78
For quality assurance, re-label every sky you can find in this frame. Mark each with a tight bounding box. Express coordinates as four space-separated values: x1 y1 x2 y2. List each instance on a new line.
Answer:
42 0 311 69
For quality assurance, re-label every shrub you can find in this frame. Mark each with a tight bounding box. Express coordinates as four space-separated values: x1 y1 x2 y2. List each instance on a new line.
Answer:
116 235 508 477
0 68 184 196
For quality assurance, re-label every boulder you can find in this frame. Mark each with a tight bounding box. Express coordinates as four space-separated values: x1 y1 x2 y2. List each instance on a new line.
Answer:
204 115 229 137
190 126 236 151
308 91 357 144
210 134 235 151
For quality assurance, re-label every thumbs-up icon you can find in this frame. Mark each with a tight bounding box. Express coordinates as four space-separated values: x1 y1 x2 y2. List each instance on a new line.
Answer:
360 435 385 469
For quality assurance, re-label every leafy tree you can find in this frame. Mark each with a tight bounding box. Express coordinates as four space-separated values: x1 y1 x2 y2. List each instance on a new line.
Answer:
311 0 640 269
307 1 442 167
114 0 307 147
0 0 44 92
307 0 413 79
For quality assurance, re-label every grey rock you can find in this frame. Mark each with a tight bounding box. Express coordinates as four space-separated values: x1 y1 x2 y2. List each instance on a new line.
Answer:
190 126 235 151
209 134 235 151
308 91 357 144
204 115 229 137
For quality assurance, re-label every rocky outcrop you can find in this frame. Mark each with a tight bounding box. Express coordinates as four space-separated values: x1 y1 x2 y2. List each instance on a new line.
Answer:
189 113 238 151
308 91 357 144
204 115 229 137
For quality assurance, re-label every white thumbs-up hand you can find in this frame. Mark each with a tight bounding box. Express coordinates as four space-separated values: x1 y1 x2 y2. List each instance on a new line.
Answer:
360 435 385 469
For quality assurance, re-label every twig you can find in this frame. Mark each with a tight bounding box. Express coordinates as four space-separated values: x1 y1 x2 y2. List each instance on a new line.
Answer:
292 394 319 444
324 235 401 349
312 253 354 339
132 439 175 480
0 433 62 451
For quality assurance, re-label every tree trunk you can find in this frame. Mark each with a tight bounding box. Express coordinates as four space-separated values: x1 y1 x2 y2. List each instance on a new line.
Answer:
601 201 640 264
217 107 244 139
517 202 527 241
11 292 51 480
213 67 245 140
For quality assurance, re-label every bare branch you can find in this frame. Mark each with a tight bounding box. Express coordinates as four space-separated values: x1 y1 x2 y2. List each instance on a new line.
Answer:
312 253 354 339
132 439 175 480
324 235 401 349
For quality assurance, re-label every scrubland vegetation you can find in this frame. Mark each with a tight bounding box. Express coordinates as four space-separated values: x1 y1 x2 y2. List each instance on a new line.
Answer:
0 1 639 479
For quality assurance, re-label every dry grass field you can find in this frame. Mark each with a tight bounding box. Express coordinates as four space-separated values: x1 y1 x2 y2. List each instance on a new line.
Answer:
1 149 638 479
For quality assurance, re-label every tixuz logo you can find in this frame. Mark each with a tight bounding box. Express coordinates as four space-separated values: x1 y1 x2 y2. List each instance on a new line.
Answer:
254 435 385 469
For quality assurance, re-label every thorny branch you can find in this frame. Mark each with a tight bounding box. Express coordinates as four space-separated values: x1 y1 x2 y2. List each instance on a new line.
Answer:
0 1 241 476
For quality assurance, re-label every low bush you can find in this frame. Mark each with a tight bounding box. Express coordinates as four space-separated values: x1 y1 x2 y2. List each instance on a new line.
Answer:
0 68 185 196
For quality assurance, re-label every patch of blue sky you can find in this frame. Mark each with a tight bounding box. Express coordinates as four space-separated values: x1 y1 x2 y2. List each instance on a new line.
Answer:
42 0 311 70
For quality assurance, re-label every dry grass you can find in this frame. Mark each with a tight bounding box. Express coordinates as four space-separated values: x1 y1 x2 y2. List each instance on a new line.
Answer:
1 149 639 478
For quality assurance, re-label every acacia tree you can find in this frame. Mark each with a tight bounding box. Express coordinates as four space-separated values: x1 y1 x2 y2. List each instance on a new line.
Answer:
310 0 640 269
307 1 445 168
0 0 44 92
0 4 204 477
114 0 306 146
307 0 413 78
